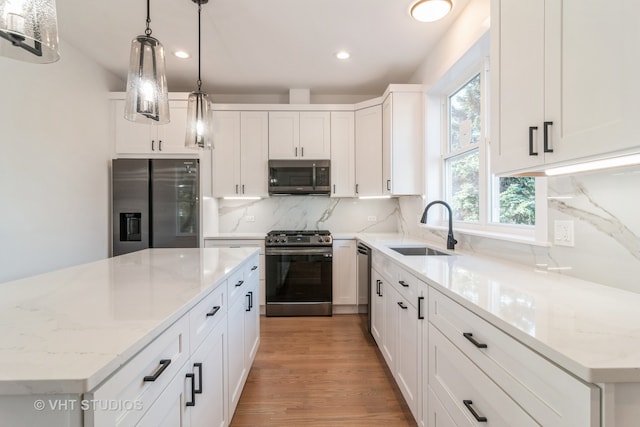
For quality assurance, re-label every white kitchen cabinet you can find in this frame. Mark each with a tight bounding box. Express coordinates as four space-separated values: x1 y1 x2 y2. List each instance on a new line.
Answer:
329 112 356 197
227 254 260 416
268 111 331 159
429 287 599 426
354 105 383 196
212 111 269 197
332 239 357 308
491 0 640 175
185 317 228 427
370 269 384 345
382 89 424 196
114 99 193 155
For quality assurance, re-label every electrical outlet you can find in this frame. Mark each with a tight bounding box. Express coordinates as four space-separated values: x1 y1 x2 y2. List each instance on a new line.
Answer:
367 215 377 222
554 220 575 247
245 215 255 222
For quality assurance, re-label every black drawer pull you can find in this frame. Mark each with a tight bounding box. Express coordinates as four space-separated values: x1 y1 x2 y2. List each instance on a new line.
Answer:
397 301 408 310
206 305 221 317
463 332 488 349
143 359 171 382
251 265 258 271
418 296 424 319
248 291 253 310
235 280 244 287
246 292 252 312
186 373 196 407
399 280 409 288
463 400 487 422
193 362 203 394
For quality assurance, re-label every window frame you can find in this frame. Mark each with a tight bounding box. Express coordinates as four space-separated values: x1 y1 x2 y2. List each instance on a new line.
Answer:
421 44 548 246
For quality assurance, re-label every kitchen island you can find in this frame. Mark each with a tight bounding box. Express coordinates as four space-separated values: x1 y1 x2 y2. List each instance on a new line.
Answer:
0 247 260 427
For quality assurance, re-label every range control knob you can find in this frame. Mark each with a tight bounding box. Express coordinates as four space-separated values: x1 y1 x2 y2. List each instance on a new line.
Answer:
317 237 324 243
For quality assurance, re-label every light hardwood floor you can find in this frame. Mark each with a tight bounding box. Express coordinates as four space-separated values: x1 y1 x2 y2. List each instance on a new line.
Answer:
230 314 417 426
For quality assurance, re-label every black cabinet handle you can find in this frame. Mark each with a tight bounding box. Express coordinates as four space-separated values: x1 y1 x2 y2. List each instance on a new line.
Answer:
397 301 408 310
355 183 359 194
543 121 554 153
151 140 155 151
418 296 424 319
463 332 488 349
249 291 254 309
463 400 487 422
399 280 409 288
143 359 171 382
386 179 391 191
186 373 196 407
193 363 203 394
377 279 383 297
235 280 244 287
301 146 304 157
528 126 538 156
235 184 239 194
206 305 221 317
159 140 163 151
251 265 258 271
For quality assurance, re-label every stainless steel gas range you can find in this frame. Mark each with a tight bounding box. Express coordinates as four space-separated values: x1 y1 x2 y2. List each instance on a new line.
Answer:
265 230 333 317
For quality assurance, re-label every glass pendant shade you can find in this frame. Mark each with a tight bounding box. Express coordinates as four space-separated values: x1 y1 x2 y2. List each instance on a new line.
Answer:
124 35 170 124
0 0 60 63
185 90 212 149
410 0 452 22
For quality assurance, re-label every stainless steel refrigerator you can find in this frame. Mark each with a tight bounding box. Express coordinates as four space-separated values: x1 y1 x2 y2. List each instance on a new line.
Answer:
112 158 199 256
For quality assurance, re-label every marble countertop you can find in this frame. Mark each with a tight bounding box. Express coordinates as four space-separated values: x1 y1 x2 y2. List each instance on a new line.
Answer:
357 233 640 384
0 247 258 395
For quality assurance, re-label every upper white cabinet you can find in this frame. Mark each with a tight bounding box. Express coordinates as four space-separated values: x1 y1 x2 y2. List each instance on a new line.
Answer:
113 99 193 155
330 112 356 197
491 0 640 175
382 89 424 196
355 105 383 197
212 111 269 198
268 111 331 159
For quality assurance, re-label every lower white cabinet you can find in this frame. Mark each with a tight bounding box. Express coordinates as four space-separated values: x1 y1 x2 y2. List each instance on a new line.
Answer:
136 361 192 427
227 255 261 416
370 257 425 420
332 239 357 308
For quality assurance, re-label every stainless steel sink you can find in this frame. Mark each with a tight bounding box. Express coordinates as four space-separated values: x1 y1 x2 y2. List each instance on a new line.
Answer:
389 246 450 256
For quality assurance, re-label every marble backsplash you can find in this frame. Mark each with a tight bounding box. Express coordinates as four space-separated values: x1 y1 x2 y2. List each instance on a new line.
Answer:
399 165 640 293
212 196 400 234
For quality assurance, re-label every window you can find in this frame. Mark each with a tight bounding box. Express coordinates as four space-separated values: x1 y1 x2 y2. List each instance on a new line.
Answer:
432 57 543 242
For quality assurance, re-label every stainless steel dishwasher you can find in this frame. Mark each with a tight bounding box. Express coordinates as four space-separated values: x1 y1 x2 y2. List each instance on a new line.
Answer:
356 242 371 332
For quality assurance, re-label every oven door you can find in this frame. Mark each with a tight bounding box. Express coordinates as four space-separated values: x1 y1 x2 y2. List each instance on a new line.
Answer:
265 246 333 316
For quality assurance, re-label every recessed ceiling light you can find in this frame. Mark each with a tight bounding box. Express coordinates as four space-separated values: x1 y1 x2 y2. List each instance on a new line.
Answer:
174 51 190 59
336 50 351 60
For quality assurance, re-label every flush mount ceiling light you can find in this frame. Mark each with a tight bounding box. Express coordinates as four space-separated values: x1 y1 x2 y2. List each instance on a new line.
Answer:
410 0 453 23
0 0 60 63
124 0 170 124
185 0 213 150
336 50 350 60
174 50 190 59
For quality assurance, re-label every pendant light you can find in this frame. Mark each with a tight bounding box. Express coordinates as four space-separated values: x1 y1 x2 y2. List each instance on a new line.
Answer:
410 0 453 23
185 0 213 150
0 0 60 63
124 0 170 124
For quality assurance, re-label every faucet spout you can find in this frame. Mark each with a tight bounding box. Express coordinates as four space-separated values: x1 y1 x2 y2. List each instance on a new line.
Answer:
420 200 458 251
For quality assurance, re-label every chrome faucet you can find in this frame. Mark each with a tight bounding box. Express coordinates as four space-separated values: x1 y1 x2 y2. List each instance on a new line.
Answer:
420 200 458 250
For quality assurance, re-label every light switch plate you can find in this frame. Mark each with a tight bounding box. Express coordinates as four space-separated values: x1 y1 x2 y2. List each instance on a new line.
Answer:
554 220 575 247
245 215 255 222
367 216 377 222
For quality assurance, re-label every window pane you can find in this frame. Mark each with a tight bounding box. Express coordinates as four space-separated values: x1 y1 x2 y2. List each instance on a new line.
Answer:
446 149 479 222
496 177 536 225
449 73 481 152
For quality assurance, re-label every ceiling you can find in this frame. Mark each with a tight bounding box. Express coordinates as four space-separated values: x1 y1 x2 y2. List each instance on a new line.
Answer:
55 0 470 97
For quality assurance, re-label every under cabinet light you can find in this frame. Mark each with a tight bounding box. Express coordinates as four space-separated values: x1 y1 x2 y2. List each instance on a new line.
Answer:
223 196 262 201
544 154 640 176
358 195 392 200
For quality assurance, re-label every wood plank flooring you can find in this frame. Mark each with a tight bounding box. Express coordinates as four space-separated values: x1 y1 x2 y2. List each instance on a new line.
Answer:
230 314 417 426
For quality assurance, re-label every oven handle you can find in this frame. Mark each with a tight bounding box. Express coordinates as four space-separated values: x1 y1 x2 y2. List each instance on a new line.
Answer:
266 247 333 256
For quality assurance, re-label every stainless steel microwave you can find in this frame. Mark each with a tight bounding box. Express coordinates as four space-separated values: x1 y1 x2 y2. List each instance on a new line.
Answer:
268 160 331 195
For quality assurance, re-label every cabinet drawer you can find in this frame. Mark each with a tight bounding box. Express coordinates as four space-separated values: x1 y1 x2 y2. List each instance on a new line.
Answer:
227 269 246 305
429 288 600 427
429 325 538 427
372 250 395 282
394 267 423 308
87 315 190 427
189 282 226 353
